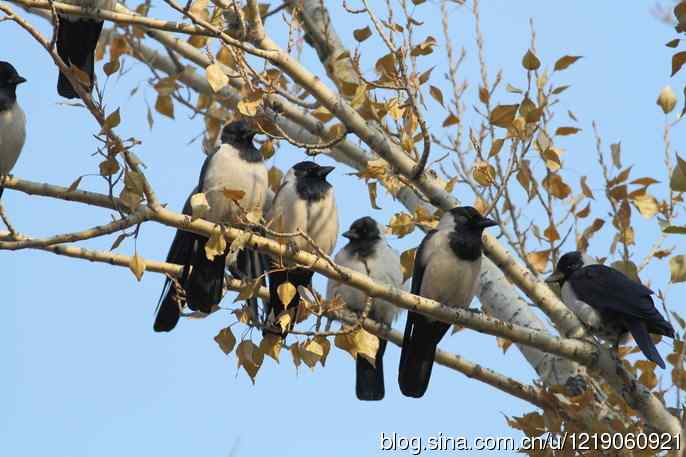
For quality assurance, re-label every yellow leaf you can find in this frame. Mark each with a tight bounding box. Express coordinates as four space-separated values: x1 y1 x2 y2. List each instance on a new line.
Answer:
541 148 561 172
236 340 263 384
129 253 145 281
367 181 381 210
672 51 686 76
631 192 658 219
527 250 550 273
472 160 496 186
155 95 174 119
496 337 512 354
268 166 283 193
542 174 571 199
555 126 581 136
657 86 678 114
222 188 246 202
259 334 282 363
154 76 178 96
99 158 119 177
301 338 325 368
489 104 519 128
311 105 334 122
353 26 372 42
334 329 357 359
400 248 416 283
521 49 541 70
314 335 331 366
670 255 686 283
388 212 415 238
670 154 686 192
553 55 582 71
214 327 237 354
543 224 560 242
190 192 210 220
353 328 379 366
277 282 296 308
276 311 293 333
103 108 121 131
290 343 302 369
237 92 263 117
442 112 459 127
260 138 275 160
488 138 505 158
233 306 253 324
204 229 226 261
429 85 444 107
206 63 228 93
580 176 594 199
479 86 490 103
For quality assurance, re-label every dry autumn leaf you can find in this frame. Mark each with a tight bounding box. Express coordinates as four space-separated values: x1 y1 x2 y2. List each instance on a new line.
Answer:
214 327 237 355
129 253 145 281
670 255 686 283
522 49 541 70
553 55 582 71
204 229 227 261
190 192 210 220
236 340 264 383
526 250 550 273
277 282 296 308
473 161 496 186
489 104 519 129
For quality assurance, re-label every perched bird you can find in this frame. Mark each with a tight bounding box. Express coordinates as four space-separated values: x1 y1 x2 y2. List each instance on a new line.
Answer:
153 120 268 332
546 251 675 368
0 62 27 200
265 161 338 335
56 0 114 98
326 216 403 401
399 206 497 398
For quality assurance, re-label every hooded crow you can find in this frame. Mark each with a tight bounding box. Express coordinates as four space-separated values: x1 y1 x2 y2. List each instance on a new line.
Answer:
265 161 338 335
546 251 675 368
56 0 114 98
0 62 27 199
327 216 403 400
399 206 497 398
153 120 268 332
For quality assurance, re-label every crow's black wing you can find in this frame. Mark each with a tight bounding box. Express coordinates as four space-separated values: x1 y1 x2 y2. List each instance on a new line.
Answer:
569 265 661 322
409 230 436 296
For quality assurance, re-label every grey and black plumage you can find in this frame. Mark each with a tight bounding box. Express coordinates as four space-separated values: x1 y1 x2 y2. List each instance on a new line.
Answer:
546 251 675 368
153 120 268 332
326 216 402 401
398 206 496 398
0 62 27 200
265 161 338 336
56 0 114 98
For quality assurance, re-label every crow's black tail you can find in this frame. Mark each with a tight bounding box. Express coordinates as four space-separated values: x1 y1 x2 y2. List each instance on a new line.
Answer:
153 276 183 332
398 311 450 398
56 17 103 98
233 248 269 324
186 235 227 314
627 318 666 369
153 226 196 332
265 267 314 337
356 338 387 401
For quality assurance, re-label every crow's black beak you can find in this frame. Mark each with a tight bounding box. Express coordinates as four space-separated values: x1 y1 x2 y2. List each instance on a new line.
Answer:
317 165 335 178
14 75 27 85
342 230 357 240
477 218 497 229
545 271 564 284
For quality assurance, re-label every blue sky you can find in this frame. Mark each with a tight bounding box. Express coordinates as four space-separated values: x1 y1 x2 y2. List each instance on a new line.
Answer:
2 1 685 456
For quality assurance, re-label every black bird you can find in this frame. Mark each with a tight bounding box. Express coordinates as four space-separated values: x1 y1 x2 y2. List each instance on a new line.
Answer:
265 161 338 336
399 206 497 398
546 251 675 368
0 62 27 199
153 120 268 332
327 216 403 401
56 0 114 98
